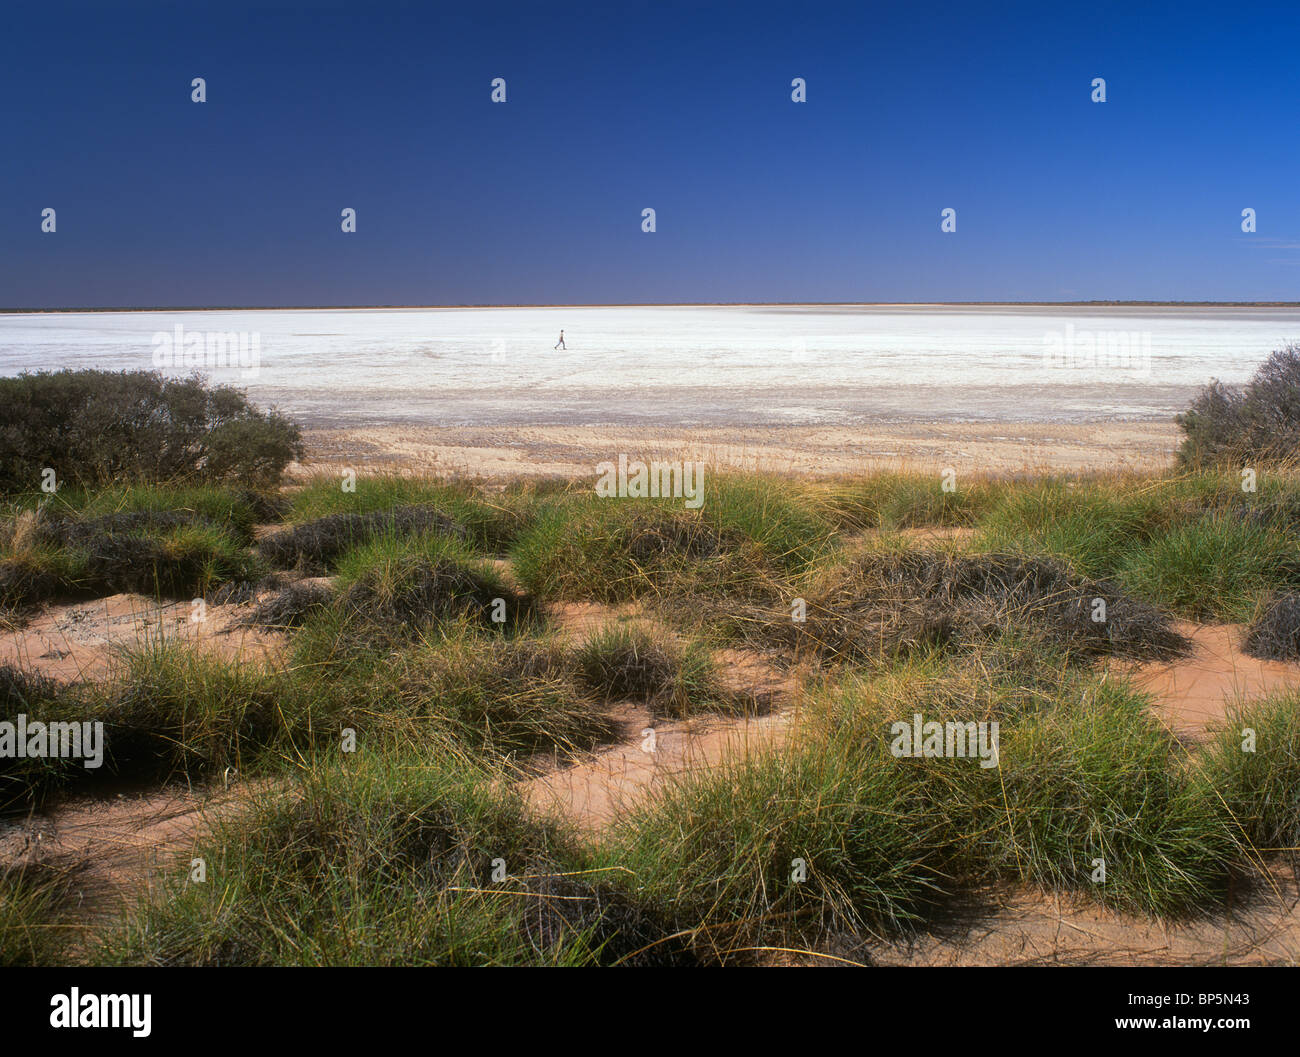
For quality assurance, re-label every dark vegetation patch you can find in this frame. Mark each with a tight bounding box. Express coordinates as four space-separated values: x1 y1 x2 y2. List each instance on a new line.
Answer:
107 756 703 966
207 574 286 607
0 612 741 809
34 510 221 548
1209 488 1300 534
503 870 704 966
285 474 553 554
240 581 332 630
1 862 85 966
0 558 62 611
336 554 527 648
771 551 1188 664
573 623 737 719
257 505 465 572
88 652 287 788
511 502 790 604
0 529 262 609
623 509 747 563
1177 344 1300 468
1242 592 1300 662
393 634 621 757
0 665 85 808
0 504 266 609
0 368 302 492
2 649 350 811
0 663 61 710
233 488 290 524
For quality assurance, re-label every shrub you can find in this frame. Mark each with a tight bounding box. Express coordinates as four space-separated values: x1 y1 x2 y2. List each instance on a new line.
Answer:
974 477 1184 580
822 473 1003 531
0 369 303 492
769 551 1187 664
1242 592 1300 661
89 647 290 785
1205 691 1300 853
1176 345 1300 467
105 753 695 966
574 623 731 718
607 660 1237 957
509 487 825 604
0 665 84 808
0 864 79 966
1116 516 1299 622
286 474 544 553
258 505 465 572
604 737 949 949
0 509 265 608
241 581 334 630
329 536 529 649
394 630 619 758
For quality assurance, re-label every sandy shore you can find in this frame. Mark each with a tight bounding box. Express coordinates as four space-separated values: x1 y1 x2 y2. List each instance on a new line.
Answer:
298 421 1182 479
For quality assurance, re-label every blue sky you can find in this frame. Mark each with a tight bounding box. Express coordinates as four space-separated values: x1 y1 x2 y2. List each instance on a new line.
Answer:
3 0 1298 307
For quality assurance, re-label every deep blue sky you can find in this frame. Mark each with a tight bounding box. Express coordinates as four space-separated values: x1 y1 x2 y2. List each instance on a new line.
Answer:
3 0 1299 307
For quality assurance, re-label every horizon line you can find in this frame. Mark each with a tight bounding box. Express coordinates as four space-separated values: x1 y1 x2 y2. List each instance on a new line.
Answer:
6 300 1300 313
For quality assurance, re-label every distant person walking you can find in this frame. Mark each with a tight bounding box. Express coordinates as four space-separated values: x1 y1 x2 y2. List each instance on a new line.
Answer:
554 330 566 350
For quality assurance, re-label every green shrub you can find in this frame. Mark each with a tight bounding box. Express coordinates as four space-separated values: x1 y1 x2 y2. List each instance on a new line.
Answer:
0 506 265 609
604 736 949 948
104 753 692 966
0 369 302 492
1116 516 1299 622
823 473 1003 530
329 534 530 649
393 627 619 759
975 477 1182 579
0 665 87 808
574 622 733 718
258 505 466 572
287 474 544 553
510 479 832 604
1205 691 1300 853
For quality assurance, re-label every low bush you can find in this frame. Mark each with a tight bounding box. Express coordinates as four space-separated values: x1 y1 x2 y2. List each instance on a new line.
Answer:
1176 345 1300 467
257 506 466 572
0 369 302 492
769 551 1187 664
1242 592 1300 661
104 753 697 966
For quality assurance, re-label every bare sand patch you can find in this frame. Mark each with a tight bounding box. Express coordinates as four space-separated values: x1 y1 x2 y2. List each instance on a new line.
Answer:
1126 623 1300 738
527 600 801 827
547 601 644 639
1 592 287 682
0 782 253 932
298 421 1180 480
523 705 793 829
861 866 1300 966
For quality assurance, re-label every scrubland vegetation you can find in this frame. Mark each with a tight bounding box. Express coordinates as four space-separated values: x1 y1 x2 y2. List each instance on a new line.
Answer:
2 365 1299 965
